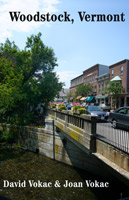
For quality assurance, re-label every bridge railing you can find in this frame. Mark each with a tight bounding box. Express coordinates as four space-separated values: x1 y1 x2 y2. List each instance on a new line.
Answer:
48 109 129 154
48 109 96 134
48 109 97 152
96 121 129 153
48 109 129 174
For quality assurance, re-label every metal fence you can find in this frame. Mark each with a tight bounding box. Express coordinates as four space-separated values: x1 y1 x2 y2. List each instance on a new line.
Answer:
96 120 129 153
48 109 92 130
48 109 129 154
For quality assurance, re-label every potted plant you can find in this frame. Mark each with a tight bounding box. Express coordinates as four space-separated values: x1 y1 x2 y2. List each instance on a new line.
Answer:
57 104 66 111
49 103 56 109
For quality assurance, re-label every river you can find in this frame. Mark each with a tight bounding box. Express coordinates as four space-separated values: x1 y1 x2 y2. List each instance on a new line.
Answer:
0 146 129 200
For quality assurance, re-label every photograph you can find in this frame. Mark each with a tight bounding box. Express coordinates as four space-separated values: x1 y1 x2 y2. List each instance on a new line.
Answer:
0 0 129 200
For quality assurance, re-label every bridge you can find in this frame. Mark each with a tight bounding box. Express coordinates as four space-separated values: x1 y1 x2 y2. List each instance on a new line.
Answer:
48 109 129 187
0 108 128 187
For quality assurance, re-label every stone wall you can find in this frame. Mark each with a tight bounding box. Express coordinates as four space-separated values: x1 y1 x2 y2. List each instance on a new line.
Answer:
0 119 101 174
96 139 129 172
0 115 129 186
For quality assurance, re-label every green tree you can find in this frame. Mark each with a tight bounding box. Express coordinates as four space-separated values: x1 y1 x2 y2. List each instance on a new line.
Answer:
104 80 123 109
0 33 63 125
105 81 123 97
67 91 73 102
75 84 92 97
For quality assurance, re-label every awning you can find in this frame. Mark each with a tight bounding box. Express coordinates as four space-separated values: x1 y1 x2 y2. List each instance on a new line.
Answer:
111 76 121 81
95 95 108 99
86 96 95 102
80 97 87 101
76 96 82 100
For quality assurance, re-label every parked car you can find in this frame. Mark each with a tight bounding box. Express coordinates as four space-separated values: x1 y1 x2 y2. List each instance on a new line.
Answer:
109 107 129 129
86 106 108 121
99 103 111 111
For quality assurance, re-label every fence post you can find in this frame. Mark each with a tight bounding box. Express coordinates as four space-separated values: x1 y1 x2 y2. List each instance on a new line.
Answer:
52 119 55 160
90 116 97 153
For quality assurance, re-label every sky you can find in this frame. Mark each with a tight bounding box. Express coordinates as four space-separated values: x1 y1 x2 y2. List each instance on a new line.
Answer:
0 0 129 88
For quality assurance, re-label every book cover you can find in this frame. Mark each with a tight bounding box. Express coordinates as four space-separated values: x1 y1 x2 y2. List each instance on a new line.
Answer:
0 0 129 200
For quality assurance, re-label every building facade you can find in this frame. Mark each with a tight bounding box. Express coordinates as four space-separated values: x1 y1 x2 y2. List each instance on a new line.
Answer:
83 64 109 96
55 88 69 102
70 74 83 96
69 59 129 109
109 59 129 107
70 64 109 97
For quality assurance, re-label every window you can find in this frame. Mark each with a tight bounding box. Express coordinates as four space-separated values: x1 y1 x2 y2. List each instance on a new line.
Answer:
105 81 108 88
111 70 114 77
121 66 124 74
127 109 129 115
118 108 127 114
99 84 101 93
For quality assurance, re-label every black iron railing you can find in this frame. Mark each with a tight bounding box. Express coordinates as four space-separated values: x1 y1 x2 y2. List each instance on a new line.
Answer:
48 109 129 153
96 121 129 153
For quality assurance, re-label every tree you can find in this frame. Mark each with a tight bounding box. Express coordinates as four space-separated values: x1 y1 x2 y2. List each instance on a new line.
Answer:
75 84 92 97
105 81 123 97
67 91 73 102
105 80 123 109
0 33 63 125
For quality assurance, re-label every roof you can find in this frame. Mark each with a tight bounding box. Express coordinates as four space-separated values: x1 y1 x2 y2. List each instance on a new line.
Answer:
76 96 82 100
95 94 108 99
86 96 96 102
83 64 108 74
80 97 87 100
70 74 83 82
83 64 99 73
109 59 129 68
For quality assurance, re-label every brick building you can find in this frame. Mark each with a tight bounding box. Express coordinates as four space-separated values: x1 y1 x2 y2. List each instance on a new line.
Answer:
69 59 129 109
70 74 83 96
70 64 109 97
109 59 129 107
83 64 109 96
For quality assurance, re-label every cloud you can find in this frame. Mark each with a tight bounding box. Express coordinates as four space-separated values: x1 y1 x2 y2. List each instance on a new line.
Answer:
0 0 60 42
56 70 80 88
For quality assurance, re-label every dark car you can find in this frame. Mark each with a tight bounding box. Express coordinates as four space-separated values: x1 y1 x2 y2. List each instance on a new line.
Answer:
86 106 108 120
109 107 129 129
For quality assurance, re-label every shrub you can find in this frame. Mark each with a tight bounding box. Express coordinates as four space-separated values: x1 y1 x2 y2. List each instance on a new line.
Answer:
50 104 56 109
72 105 86 114
72 105 82 112
57 104 66 111
0 130 15 144
78 108 86 114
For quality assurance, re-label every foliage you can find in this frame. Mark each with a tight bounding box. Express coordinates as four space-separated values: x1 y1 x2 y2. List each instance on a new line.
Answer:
0 130 15 144
78 107 86 114
49 103 56 108
50 104 56 108
72 105 86 114
72 105 82 111
67 91 73 102
0 33 63 125
75 84 92 97
57 104 66 111
104 81 123 97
